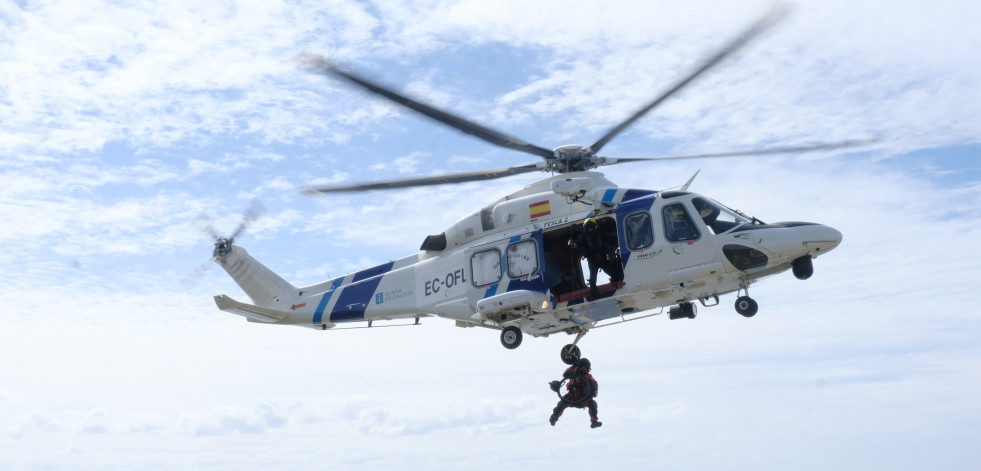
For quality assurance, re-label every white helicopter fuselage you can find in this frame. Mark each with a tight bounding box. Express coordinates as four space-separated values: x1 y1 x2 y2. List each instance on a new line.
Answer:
213 172 842 348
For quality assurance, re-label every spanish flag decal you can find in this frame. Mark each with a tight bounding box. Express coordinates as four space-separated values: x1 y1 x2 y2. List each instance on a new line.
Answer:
529 200 551 219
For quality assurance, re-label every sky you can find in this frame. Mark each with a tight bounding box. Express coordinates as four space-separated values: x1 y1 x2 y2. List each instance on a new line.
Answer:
1 0 979 469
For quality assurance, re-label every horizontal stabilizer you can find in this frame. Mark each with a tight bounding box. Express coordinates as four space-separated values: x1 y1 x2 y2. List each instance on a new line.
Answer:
214 294 288 323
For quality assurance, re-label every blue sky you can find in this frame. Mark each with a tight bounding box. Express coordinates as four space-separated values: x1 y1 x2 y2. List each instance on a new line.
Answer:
1 0 979 469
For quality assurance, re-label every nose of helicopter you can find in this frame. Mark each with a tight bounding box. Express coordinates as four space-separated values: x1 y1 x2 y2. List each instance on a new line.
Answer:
803 223 843 256
739 222 843 263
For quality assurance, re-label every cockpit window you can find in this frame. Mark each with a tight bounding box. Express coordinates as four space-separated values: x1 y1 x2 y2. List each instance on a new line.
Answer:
692 197 749 234
663 203 699 242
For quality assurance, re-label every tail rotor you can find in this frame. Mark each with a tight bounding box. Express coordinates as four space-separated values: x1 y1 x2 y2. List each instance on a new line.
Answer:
184 200 266 288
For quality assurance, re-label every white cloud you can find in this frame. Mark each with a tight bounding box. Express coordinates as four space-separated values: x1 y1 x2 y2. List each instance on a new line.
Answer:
0 0 381 155
369 152 424 174
179 399 291 436
0 160 181 197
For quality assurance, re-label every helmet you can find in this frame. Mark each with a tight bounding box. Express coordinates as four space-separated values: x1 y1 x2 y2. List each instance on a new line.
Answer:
583 218 597 230
577 358 591 371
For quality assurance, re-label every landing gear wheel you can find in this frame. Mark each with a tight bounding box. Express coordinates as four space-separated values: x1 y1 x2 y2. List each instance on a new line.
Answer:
560 344 581 365
735 296 758 317
500 326 523 349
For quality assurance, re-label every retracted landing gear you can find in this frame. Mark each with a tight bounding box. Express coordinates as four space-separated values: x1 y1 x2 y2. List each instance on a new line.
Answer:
668 301 697 320
501 326 523 349
792 255 814 280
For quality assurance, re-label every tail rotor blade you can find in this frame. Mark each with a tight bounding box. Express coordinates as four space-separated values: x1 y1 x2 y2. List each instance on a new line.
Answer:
182 256 217 290
195 214 220 241
229 199 266 240
186 200 265 289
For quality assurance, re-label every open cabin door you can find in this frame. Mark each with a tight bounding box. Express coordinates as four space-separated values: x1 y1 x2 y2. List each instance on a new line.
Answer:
542 216 623 303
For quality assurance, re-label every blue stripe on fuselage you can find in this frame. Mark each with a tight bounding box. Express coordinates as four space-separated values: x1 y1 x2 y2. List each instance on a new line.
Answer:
329 261 396 323
602 189 617 202
482 245 513 299
351 261 397 282
622 189 657 202
313 278 345 325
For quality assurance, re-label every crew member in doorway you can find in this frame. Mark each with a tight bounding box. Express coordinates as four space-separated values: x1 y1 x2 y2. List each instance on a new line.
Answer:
549 358 602 428
545 246 576 295
569 218 621 298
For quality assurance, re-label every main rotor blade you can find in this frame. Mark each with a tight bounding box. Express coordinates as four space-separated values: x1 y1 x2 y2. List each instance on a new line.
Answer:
602 139 878 165
302 164 541 194
300 56 555 160
588 6 790 155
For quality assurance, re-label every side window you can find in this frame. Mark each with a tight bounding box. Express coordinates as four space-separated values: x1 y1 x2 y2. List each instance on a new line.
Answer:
663 203 699 242
624 211 654 250
507 240 539 278
471 249 502 286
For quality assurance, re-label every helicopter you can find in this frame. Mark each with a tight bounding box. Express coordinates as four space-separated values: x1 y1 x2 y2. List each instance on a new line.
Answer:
208 9 851 351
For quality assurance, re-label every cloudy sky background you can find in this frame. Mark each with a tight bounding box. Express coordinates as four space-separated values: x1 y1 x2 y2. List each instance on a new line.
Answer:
1 0 979 469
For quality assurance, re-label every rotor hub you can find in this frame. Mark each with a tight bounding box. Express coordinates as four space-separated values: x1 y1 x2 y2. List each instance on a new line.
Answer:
213 237 233 258
551 145 598 173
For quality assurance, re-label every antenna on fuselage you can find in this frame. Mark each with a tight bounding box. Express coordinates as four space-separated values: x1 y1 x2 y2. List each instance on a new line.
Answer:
680 170 701 191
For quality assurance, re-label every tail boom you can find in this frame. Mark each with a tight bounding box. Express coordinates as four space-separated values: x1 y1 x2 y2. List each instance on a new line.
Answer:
215 245 297 308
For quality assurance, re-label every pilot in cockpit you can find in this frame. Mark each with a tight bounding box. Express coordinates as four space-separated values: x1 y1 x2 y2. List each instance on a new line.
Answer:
695 200 720 231
664 204 699 241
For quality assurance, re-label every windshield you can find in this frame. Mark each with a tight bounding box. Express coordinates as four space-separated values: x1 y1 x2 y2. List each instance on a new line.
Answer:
692 197 751 234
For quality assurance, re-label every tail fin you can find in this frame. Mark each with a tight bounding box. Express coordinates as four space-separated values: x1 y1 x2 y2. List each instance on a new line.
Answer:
215 244 296 307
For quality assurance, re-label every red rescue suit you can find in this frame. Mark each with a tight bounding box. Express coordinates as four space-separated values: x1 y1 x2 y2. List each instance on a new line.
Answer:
551 365 600 426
